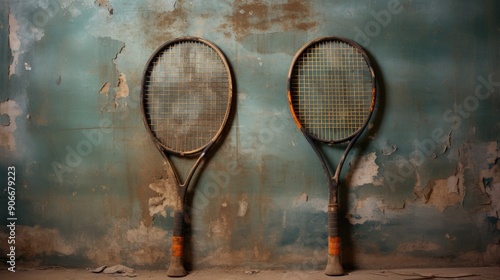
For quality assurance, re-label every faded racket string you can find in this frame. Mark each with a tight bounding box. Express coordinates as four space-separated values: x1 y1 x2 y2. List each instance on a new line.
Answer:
291 40 372 141
144 41 230 153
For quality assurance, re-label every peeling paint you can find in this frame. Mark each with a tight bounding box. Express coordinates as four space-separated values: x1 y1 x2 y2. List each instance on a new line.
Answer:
2 0 500 271
293 192 308 207
95 0 113 15
124 223 167 266
8 13 21 78
99 81 110 94
442 130 452 153
0 99 22 152
147 177 177 218
381 143 398 156
426 163 465 212
114 73 129 98
346 195 403 225
237 193 249 217
347 196 385 225
346 152 380 187
479 153 500 228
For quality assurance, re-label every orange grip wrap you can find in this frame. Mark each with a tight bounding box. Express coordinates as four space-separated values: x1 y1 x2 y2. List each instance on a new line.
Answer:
328 237 341 256
172 236 183 257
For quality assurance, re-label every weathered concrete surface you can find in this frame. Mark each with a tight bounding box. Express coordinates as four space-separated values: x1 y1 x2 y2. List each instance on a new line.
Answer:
0 0 499 271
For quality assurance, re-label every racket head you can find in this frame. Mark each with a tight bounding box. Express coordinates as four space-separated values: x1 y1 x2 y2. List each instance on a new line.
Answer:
287 36 376 144
141 37 233 156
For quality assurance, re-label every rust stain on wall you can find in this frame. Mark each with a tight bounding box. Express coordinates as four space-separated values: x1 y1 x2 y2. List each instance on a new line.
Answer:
141 2 188 48
224 0 318 40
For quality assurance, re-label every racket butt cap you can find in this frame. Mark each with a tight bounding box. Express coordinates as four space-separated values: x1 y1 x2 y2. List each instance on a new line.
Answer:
167 256 187 277
325 255 344 276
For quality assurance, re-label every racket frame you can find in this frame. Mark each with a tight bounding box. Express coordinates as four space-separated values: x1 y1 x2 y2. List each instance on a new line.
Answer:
140 37 233 277
287 36 376 276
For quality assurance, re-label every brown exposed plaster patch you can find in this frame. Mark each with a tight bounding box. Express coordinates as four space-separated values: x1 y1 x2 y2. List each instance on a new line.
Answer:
425 163 465 212
114 73 129 99
224 0 318 40
8 13 21 79
413 170 431 203
127 140 172 226
99 43 127 112
346 152 381 187
147 175 178 218
111 45 127 105
0 99 22 151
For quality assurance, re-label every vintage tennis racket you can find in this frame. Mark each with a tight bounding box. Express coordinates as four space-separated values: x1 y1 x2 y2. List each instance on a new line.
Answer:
287 37 376 276
141 37 232 277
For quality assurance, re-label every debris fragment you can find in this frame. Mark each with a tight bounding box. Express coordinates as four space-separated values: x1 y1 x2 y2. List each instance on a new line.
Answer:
91 264 137 277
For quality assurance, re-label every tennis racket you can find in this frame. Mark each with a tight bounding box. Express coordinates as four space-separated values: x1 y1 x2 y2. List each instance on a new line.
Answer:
141 37 233 277
287 37 376 276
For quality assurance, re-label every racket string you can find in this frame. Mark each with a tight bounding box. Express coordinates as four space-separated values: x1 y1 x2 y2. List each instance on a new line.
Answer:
144 41 230 152
290 40 373 141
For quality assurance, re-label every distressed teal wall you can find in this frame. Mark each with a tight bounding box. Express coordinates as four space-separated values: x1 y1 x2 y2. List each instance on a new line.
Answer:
1 0 499 271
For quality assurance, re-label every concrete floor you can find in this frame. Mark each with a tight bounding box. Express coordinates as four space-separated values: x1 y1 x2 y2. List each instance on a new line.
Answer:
0 267 499 280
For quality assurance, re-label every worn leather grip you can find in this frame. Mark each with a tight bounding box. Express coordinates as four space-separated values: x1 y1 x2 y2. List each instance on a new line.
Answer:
173 211 183 236
171 211 184 258
328 205 340 256
171 236 183 257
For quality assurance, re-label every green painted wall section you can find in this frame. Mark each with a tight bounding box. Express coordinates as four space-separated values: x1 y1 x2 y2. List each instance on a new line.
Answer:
0 0 499 271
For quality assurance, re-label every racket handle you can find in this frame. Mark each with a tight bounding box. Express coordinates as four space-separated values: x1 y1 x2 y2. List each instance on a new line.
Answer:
325 204 344 276
167 211 187 277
